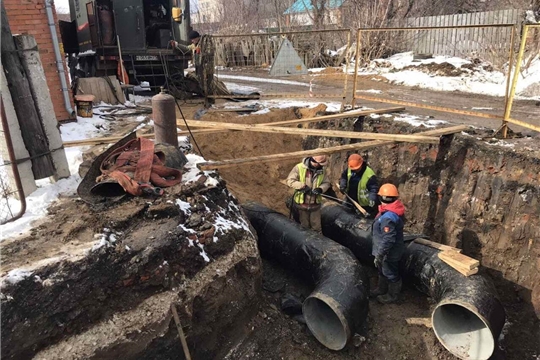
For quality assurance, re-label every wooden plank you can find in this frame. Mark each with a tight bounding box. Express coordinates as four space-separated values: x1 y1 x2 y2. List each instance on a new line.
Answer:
65 107 407 148
439 250 480 270
406 318 432 328
1 5 55 179
413 238 462 253
197 125 468 170
178 107 406 129
438 253 479 276
183 120 441 144
207 108 259 113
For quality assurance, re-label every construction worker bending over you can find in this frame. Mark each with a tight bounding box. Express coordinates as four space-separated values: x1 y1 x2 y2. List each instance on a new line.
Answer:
370 184 406 304
338 154 379 217
286 155 331 232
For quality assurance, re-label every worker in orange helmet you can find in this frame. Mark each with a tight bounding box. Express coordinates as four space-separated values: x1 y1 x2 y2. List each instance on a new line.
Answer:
370 183 406 304
338 153 379 217
286 155 331 232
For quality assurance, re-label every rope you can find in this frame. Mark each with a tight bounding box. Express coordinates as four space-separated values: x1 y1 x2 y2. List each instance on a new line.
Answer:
159 52 205 158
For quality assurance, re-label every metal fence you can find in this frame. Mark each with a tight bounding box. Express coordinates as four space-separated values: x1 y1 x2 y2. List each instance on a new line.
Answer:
0 100 26 225
395 9 522 66
207 29 353 106
503 24 540 136
352 24 518 126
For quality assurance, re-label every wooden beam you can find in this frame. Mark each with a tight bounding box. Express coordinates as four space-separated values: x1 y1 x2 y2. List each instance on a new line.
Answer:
183 120 441 144
438 251 479 270
65 107 406 148
197 125 468 170
63 128 223 147
414 238 462 253
438 253 479 276
177 107 405 129
1 5 55 179
405 318 432 328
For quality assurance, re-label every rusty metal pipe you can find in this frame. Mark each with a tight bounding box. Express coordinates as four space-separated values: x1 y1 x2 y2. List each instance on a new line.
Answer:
152 88 179 147
0 98 27 224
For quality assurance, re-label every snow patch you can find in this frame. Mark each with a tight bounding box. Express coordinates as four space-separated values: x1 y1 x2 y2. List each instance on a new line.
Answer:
485 140 515 148
1 269 33 287
176 199 192 215
179 224 196 234
217 74 309 87
223 82 259 92
354 51 540 100
197 243 210 262
356 89 382 94
394 114 448 127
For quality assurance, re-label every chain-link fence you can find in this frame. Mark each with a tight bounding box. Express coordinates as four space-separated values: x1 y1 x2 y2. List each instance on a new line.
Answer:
207 29 353 104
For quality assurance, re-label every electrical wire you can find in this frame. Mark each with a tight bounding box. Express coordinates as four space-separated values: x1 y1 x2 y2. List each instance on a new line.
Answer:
159 52 206 158
174 97 205 158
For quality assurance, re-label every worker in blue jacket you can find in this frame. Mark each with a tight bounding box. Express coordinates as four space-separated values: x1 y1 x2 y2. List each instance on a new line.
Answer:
370 183 406 304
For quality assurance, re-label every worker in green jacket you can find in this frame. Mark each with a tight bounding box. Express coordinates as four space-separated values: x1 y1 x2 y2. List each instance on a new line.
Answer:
286 155 331 232
339 154 379 217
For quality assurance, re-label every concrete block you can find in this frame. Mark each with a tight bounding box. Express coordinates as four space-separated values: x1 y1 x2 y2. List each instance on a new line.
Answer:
0 70 38 198
14 34 70 180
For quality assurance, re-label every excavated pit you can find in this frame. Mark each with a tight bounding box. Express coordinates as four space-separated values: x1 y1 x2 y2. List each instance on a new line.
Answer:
2 105 539 359
193 106 539 359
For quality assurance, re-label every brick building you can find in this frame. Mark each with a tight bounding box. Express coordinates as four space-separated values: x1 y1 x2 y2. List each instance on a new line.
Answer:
4 0 74 122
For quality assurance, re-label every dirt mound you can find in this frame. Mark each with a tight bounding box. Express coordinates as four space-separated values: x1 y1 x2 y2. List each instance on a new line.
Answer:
192 107 311 214
400 62 466 76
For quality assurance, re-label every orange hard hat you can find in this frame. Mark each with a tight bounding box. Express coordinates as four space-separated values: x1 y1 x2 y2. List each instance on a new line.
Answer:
378 183 399 197
311 155 328 166
348 154 363 170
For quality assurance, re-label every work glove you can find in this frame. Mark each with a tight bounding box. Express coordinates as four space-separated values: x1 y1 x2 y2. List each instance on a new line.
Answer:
374 256 383 269
299 185 311 194
339 186 346 195
312 187 323 195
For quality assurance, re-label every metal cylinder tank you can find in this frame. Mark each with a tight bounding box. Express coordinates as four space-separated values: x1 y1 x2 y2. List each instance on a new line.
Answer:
152 88 178 147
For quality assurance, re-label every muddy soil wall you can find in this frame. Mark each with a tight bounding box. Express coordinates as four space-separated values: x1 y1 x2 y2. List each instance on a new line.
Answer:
306 116 540 357
1 177 262 360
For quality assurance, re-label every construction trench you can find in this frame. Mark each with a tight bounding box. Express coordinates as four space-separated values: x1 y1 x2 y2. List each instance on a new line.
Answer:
1 105 540 360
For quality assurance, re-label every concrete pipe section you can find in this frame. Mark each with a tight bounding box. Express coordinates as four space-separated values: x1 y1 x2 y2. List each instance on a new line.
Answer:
242 202 369 350
321 203 506 360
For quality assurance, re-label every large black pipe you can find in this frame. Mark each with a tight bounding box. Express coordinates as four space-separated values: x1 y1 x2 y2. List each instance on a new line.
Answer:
321 203 506 360
242 202 369 351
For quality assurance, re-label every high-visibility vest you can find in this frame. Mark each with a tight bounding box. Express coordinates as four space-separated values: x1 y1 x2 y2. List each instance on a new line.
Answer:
293 164 324 204
346 166 375 207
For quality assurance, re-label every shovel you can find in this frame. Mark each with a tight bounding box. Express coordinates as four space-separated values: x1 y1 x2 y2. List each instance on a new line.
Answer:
335 182 369 216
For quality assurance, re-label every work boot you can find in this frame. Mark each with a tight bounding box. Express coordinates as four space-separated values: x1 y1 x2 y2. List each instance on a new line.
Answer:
369 276 388 298
377 279 402 304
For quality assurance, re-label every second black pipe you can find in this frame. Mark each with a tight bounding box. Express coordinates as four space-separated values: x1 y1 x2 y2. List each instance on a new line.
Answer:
242 201 369 350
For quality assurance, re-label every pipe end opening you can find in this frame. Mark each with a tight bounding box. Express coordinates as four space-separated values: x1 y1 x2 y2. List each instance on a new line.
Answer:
303 296 348 351
432 303 494 360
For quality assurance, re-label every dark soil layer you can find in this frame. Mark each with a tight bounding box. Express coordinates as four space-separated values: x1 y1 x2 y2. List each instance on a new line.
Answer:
1 177 260 359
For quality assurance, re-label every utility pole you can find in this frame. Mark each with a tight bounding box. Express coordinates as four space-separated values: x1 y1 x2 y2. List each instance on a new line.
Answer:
1 3 55 179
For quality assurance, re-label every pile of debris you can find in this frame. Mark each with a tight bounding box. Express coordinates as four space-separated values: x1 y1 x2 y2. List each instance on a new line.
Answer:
0 152 261 360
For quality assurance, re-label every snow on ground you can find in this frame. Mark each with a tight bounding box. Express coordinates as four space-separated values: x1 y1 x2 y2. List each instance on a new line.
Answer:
0 105 147 241
354 51 540 100
223 82 259 93
221 99 345 113
357 89 383 94
392 114 448 128
217 74 310 87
